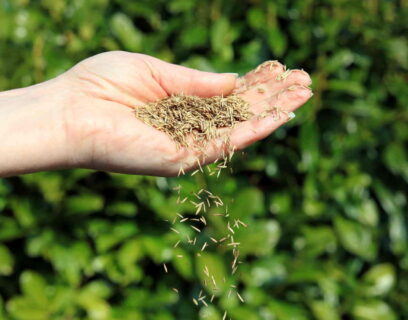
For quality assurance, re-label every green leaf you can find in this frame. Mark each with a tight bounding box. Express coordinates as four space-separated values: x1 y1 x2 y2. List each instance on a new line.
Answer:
66 194 104 215
235 220 280 256
310 301 340 320
110 12 142 52
0 244 14 276
334 216 377 261
6 297 49 320
362 264 395 296
211 17 234 61
9 198 36 228
268 300 309 320
247 8 266 30
300 226 337 257
327 79 365 96
373 182 407 255
230 187 264 219
383 143 408 180
20 271 48 306
352 300 397 320
106 201 137 217
117 238 144 271
196 252 227 295
299 122 320 171
172 249 193 280
267 27 287 57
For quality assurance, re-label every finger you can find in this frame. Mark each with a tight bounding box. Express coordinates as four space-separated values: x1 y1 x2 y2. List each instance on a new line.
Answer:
233 60 285 93
236 68 312 99
230 85 312 149
142 55 238 97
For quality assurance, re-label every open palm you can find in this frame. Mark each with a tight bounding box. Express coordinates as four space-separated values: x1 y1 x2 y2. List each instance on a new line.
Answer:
62 51 312 176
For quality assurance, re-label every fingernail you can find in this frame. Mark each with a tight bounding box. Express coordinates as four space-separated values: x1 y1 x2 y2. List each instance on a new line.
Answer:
224 73 240 78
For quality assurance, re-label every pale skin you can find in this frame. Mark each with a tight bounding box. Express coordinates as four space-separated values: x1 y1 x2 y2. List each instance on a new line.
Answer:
0 51 312 178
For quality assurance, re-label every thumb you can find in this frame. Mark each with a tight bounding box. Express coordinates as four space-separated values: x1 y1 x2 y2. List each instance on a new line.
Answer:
143 55 238 97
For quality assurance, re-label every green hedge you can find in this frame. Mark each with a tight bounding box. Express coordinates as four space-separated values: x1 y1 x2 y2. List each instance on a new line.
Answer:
1 0 408 319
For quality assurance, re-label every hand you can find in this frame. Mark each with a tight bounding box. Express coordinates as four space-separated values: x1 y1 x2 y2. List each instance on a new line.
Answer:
0 51 312 177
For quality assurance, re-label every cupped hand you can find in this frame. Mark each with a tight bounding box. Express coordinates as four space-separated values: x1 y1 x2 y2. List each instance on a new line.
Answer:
60 51 312 176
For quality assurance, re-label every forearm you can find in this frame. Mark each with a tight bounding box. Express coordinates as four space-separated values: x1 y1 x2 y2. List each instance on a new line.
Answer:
0 79 71 177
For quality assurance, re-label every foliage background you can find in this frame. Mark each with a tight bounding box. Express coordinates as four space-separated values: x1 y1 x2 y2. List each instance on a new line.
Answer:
1 0 408 319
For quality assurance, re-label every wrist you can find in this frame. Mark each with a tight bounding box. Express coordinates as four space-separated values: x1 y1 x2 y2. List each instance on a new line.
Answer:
0 78 74 177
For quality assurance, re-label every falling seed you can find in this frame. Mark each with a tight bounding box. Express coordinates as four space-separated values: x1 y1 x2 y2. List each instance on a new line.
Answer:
236 292 245 303
178 166 185 176
170 227 180 234
227 242 241 246
219 237 228 243
237 219 248 227
196 158 204 172
210 237 218 243
191 169 200 176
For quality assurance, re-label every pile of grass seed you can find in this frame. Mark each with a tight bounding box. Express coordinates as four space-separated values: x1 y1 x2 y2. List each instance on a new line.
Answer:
135 94 253 149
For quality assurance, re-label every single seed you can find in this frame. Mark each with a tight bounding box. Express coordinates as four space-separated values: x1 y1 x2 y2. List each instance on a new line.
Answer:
201 242 208 251
170 227 179 234
191 169 200 176
237 292 245 303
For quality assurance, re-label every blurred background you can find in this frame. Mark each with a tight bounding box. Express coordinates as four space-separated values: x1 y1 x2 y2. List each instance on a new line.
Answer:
0 0 408 319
